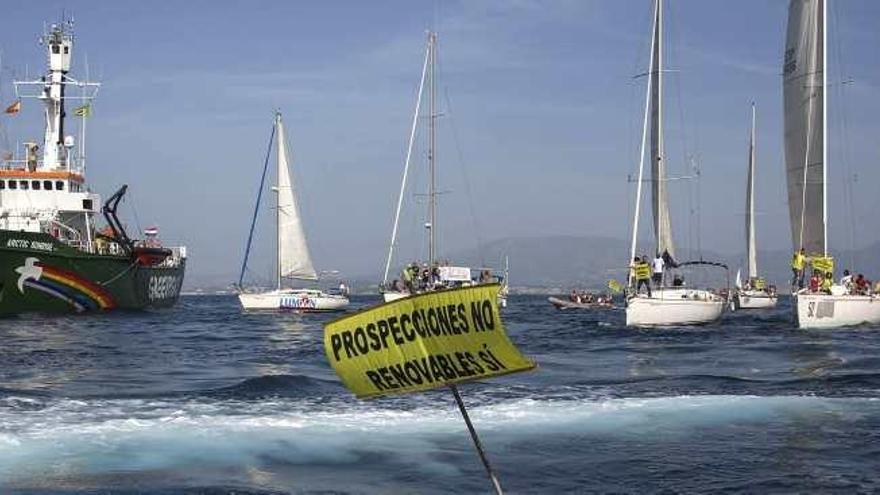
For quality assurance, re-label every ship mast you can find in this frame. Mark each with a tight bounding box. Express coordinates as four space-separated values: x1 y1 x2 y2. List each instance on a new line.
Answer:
427 32 438 267
14 19 100 174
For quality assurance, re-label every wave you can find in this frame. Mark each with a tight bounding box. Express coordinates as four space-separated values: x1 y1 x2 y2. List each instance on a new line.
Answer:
202 374 345 400
0 374 345 403
1 394 877 489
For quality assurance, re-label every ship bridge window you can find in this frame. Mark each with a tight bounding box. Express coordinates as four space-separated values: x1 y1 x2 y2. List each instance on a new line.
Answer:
55 181 64 191
19 181 28 190
32 180 40 190
8 181 16 190
43 180 52 190
52 44 60 54
63 46 69 54
0 180 5 190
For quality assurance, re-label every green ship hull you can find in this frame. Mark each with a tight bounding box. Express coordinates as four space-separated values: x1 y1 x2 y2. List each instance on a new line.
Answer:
0 230 185 315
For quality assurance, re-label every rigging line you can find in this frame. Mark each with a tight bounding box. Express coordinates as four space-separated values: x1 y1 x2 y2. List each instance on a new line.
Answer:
383 34 430 285
238 120 276 288
99 260 138 286
627 0 659 286
668 0 697 261
126 189 143 240
830 1 857 270
436 52 486 267
798 2 820 253
624 4 651 253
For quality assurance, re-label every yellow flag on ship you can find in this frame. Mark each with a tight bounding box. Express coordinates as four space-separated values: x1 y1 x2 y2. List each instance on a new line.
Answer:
323 284 535 399
73 104 91 117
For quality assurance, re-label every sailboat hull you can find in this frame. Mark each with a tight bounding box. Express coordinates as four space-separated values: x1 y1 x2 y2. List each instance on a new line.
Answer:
626 288 724 327
239 289 349 311
382 290 410 303
734 290 778 310
794 291 880 329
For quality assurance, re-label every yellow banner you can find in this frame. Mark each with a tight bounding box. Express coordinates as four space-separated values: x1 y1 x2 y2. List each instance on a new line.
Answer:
811 256 834 273
608 279 623 294
323 284 535 399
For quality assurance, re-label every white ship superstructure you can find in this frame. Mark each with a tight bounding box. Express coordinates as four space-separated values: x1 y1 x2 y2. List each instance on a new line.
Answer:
1 21 103 250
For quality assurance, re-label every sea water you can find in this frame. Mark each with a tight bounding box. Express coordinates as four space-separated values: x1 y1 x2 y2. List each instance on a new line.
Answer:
1 295 878 493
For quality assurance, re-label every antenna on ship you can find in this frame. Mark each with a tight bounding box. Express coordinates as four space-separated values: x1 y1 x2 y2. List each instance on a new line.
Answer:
13 16 99 175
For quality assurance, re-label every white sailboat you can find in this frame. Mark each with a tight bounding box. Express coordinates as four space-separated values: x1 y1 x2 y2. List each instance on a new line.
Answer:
237 112 349 311
380 32 502 303
624 0 725 327
784 0 880 329
733 103 778 310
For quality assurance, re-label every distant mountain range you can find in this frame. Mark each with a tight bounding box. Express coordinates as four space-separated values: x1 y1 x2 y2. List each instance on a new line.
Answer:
183 235 880 293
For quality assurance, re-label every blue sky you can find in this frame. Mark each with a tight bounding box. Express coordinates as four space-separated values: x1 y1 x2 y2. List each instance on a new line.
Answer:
1 1 878 285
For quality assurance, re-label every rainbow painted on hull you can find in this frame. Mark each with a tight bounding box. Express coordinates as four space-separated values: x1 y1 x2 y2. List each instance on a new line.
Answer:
15 257 115 312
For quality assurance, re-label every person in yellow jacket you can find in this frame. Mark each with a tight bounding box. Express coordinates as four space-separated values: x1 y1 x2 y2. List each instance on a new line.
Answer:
821 271 834 294
791 248 806 289
631 256 652 297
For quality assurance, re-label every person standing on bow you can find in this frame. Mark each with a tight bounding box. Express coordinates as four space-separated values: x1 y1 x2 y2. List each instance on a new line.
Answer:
791 248 806 289
651 253 665 288
631 256 652 297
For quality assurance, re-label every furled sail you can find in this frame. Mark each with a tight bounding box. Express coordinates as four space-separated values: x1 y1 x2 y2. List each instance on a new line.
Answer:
783 0 825 255
746 104 758 279
276 114 318 282
650 0 675 259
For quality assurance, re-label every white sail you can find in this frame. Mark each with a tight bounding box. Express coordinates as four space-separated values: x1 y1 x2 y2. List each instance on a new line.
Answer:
746 104 758 279
276 114 317 282
783 0 825 255
650 0 674 259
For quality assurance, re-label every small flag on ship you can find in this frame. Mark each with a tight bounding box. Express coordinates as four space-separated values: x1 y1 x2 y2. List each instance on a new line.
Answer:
4 100 21 114
144 226 159 236
73 104 92 117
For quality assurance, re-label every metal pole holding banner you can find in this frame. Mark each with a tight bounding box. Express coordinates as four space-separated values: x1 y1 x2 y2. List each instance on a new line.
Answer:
449 384 504 495
323 285 534 493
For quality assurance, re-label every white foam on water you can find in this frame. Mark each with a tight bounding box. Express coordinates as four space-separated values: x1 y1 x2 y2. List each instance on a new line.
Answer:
0 394 875 485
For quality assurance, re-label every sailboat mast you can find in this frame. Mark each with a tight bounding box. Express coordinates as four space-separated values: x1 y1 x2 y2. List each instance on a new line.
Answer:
382 36 431 285
747 103 757 279
276 112 283 291
652 0 668 258
627 0 660 285
428 32 437 267
821 0 828 257
655 0 663 258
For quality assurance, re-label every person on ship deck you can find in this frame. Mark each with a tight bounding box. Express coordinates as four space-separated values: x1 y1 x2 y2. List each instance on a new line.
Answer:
809 271 821 293
651 253 665 287
632 256 652 297
791 248 806 288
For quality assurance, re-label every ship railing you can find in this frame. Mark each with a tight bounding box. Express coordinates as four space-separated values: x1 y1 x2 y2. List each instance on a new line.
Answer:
1 158 83 174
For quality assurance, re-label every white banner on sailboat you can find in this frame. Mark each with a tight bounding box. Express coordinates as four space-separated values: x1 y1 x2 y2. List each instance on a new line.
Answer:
439 266 472 282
